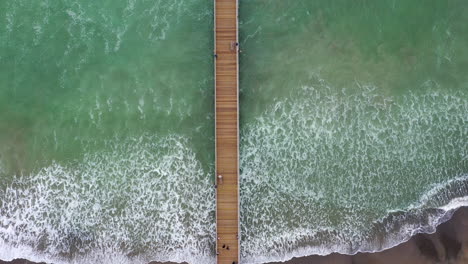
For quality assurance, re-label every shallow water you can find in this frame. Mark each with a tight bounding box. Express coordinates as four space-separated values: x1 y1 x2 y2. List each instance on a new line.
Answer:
239 0 468 262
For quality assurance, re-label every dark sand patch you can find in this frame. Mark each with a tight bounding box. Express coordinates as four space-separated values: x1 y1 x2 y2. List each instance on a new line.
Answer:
0 259 46 264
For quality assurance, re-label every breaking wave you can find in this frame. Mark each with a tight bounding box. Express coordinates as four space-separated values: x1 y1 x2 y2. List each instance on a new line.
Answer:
240 76 468 263
0 135 216 264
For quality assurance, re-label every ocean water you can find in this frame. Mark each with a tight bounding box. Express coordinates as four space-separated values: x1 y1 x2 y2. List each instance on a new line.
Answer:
239 0 468 263
1 1 468 264
0 1 215 263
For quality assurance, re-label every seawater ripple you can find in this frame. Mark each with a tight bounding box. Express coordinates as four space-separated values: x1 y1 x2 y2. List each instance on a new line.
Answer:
0 135 215 264
240 76 468 262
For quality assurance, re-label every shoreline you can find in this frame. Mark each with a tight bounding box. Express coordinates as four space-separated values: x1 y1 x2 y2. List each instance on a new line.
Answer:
1 207 467 264
267 206 468 264
0 260 188 264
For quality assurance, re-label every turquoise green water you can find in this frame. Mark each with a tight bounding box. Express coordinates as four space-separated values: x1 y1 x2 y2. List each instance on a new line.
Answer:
239 0 468 262
0 1 215 263
0 1 468 264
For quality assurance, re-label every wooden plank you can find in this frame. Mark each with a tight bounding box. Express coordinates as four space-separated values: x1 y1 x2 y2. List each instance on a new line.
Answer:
215 0 239 263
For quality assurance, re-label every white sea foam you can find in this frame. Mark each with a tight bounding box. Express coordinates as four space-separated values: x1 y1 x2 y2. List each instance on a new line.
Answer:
0 159 4 176
144 0 188 41
242 184 468 264
240 76 467 263
32 23 43 46
0 135 216 264
0 239 215 264
6 12 14 33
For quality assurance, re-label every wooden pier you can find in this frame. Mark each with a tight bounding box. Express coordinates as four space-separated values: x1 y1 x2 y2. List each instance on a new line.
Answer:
214 0 240 263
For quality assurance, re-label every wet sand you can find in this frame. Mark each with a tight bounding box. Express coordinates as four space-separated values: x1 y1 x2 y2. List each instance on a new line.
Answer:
267 207 468 264
1 207 468 264
0 260 46 264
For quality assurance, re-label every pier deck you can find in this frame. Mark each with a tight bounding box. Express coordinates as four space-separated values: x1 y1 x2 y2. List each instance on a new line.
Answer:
214 0 240 263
